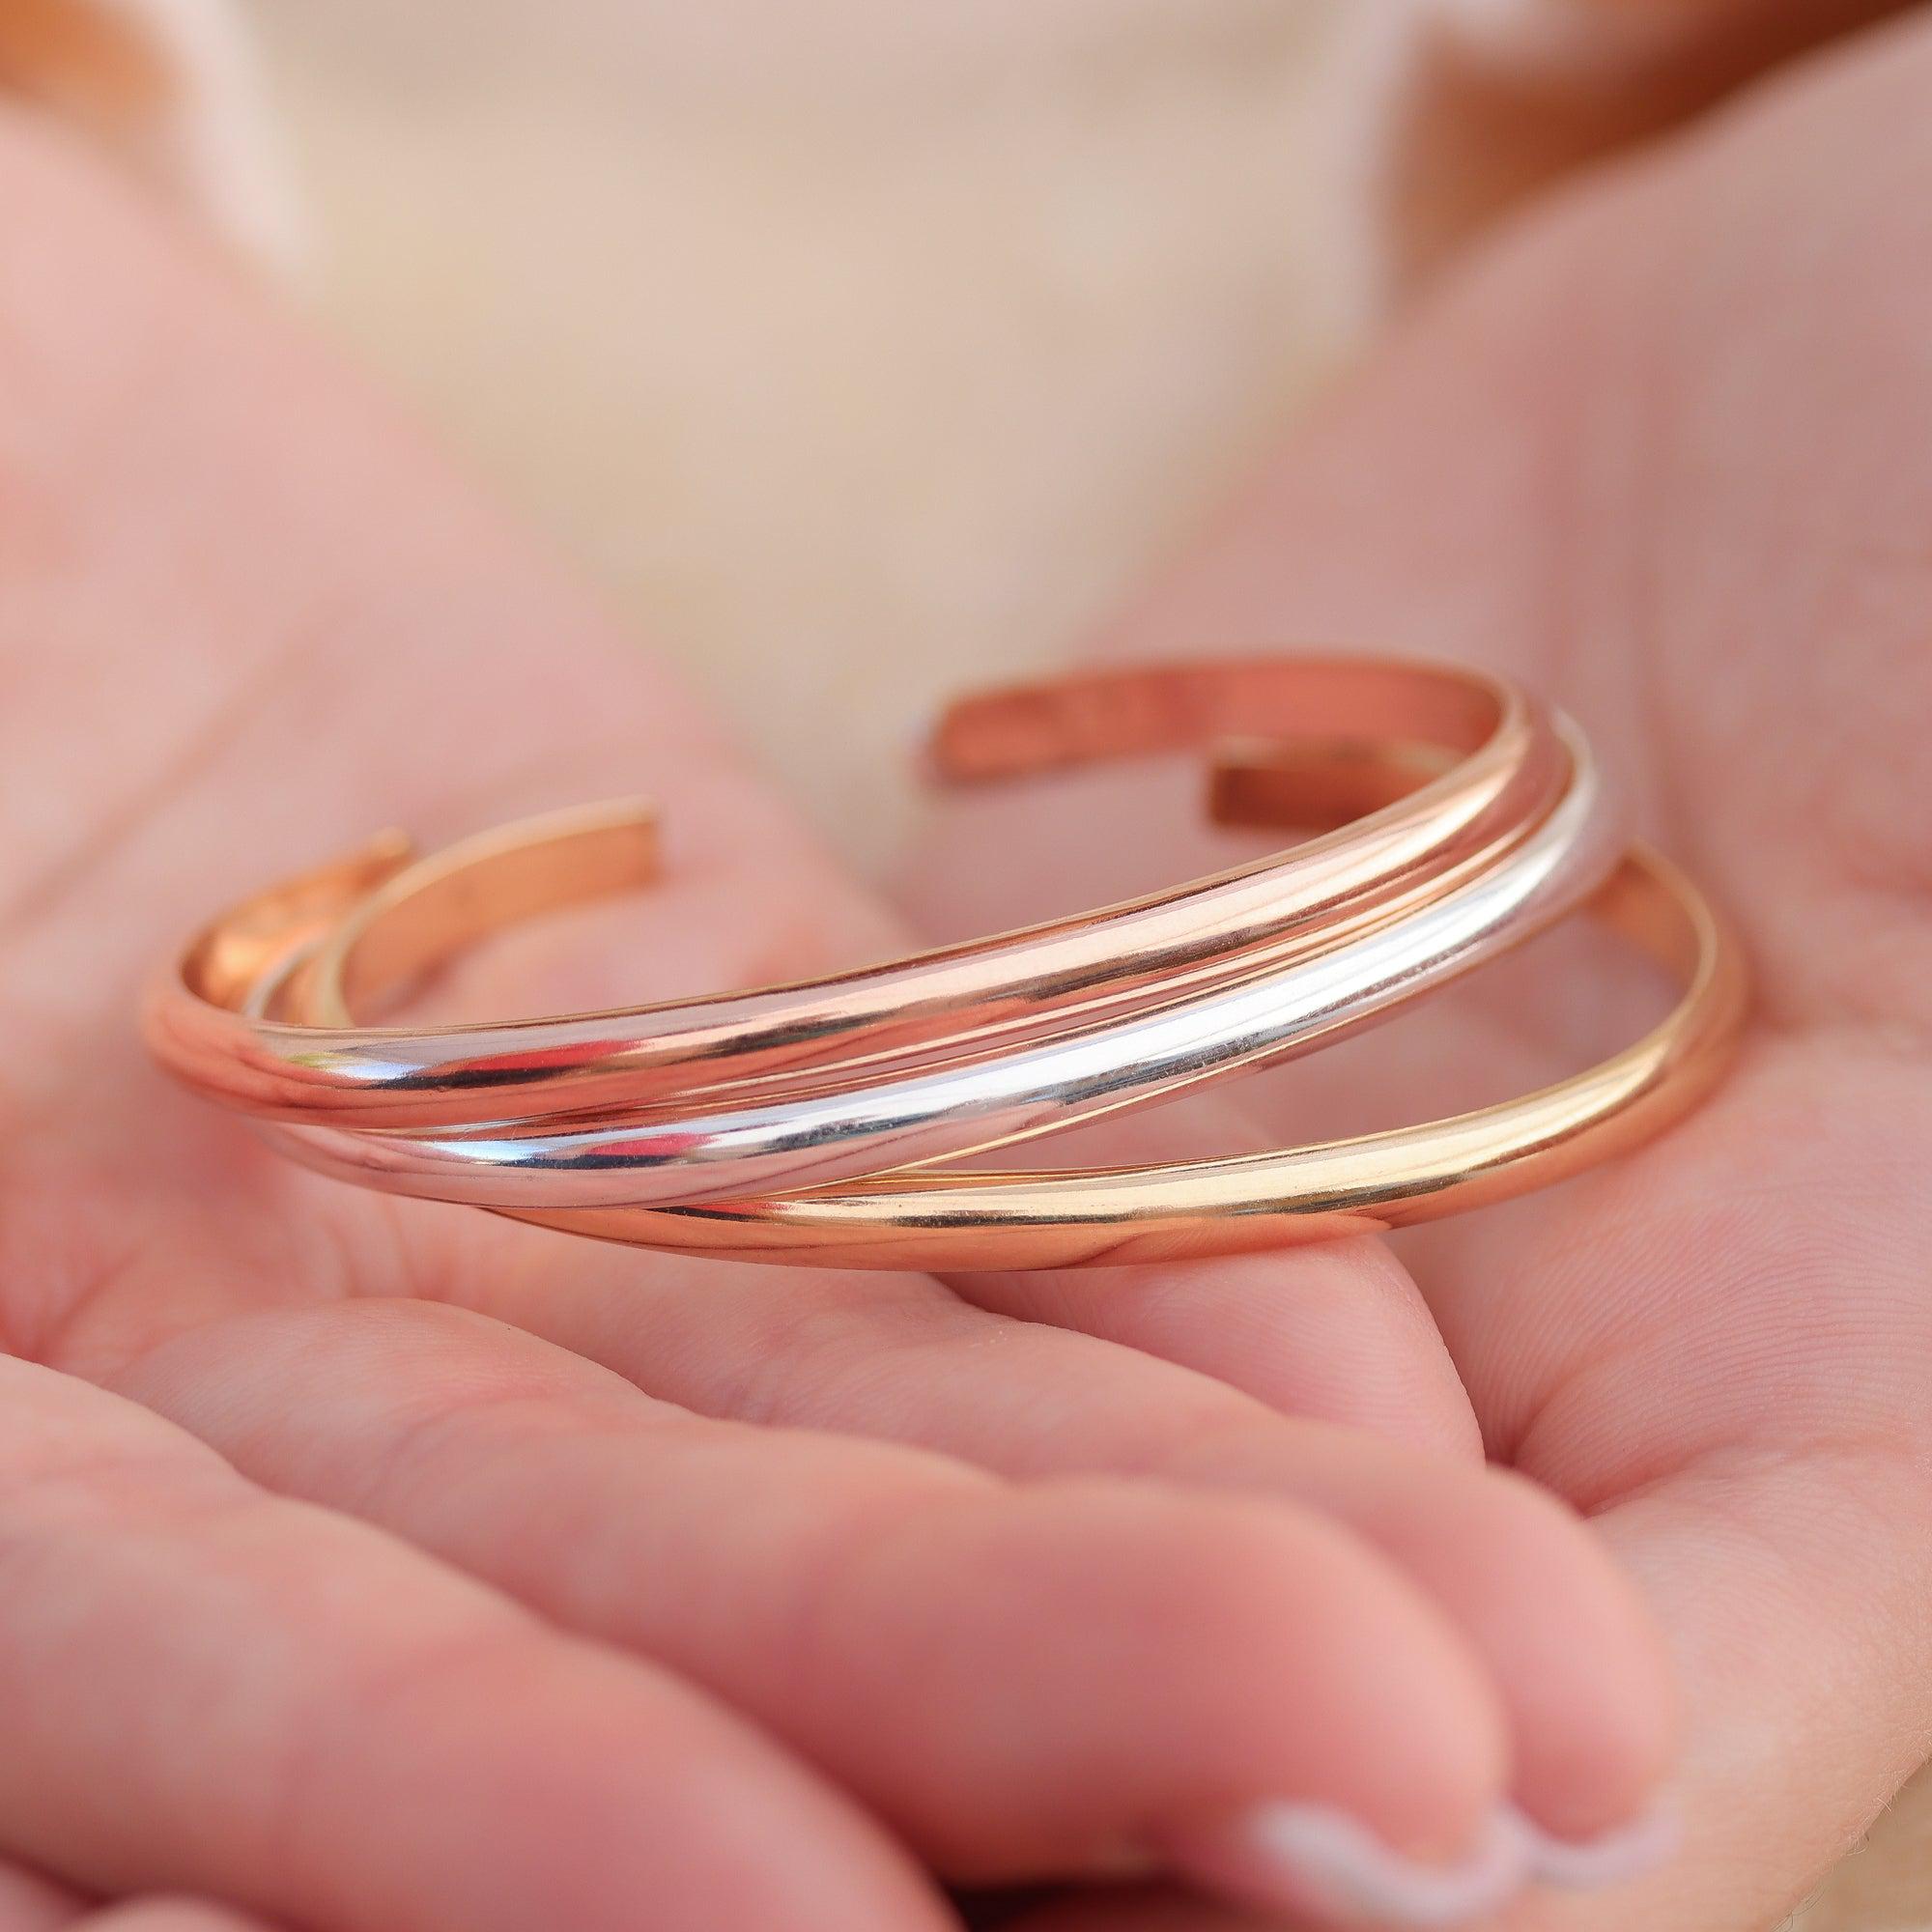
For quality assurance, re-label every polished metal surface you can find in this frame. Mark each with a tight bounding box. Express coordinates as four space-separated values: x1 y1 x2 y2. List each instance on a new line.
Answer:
254 724 1618 1208
144 654 1745 1270
147 658 1568 1126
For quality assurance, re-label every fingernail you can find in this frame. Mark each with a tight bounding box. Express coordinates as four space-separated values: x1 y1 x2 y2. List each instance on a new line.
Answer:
1187 1803 1529 1926
1506 1804 1680 1889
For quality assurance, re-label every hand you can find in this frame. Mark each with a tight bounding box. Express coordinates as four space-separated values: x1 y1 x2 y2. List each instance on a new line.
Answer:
914 16 1932 1927
0 112 1670 1931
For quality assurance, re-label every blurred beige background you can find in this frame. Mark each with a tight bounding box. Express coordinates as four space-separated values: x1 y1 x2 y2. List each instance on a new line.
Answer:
248 0 1356 868
235 5 1931 1925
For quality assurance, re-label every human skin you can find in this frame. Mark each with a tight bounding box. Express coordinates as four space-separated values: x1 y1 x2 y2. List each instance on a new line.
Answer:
923 13 1932 1928
0 14 1926 1932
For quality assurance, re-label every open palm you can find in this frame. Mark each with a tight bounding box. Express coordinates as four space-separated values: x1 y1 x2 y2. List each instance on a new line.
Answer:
914 18 1932 1929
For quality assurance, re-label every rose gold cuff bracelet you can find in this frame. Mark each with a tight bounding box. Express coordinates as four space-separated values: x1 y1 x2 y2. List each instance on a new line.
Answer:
147 659 1570 1126
144 655 1745 1270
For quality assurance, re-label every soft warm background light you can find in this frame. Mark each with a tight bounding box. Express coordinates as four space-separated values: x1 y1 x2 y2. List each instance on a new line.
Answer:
241 7 1927 1923
250 0 1356 867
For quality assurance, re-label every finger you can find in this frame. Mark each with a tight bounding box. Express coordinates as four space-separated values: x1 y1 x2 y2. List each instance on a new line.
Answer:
57 1129 1666 1862
117 1296 1513 1900
0 1356 948 1932
383 1224 1672 1849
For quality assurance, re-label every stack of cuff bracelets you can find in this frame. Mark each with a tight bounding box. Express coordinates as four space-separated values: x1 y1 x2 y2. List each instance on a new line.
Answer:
146 656 1748 1271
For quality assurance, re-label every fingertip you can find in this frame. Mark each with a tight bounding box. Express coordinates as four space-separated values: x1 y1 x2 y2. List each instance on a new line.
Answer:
1201 1436 1681 1846
1161 1803 1526 1928
1505 1799 1682 1890
1472 1472 1680 1836
1063 1488 1515 1865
